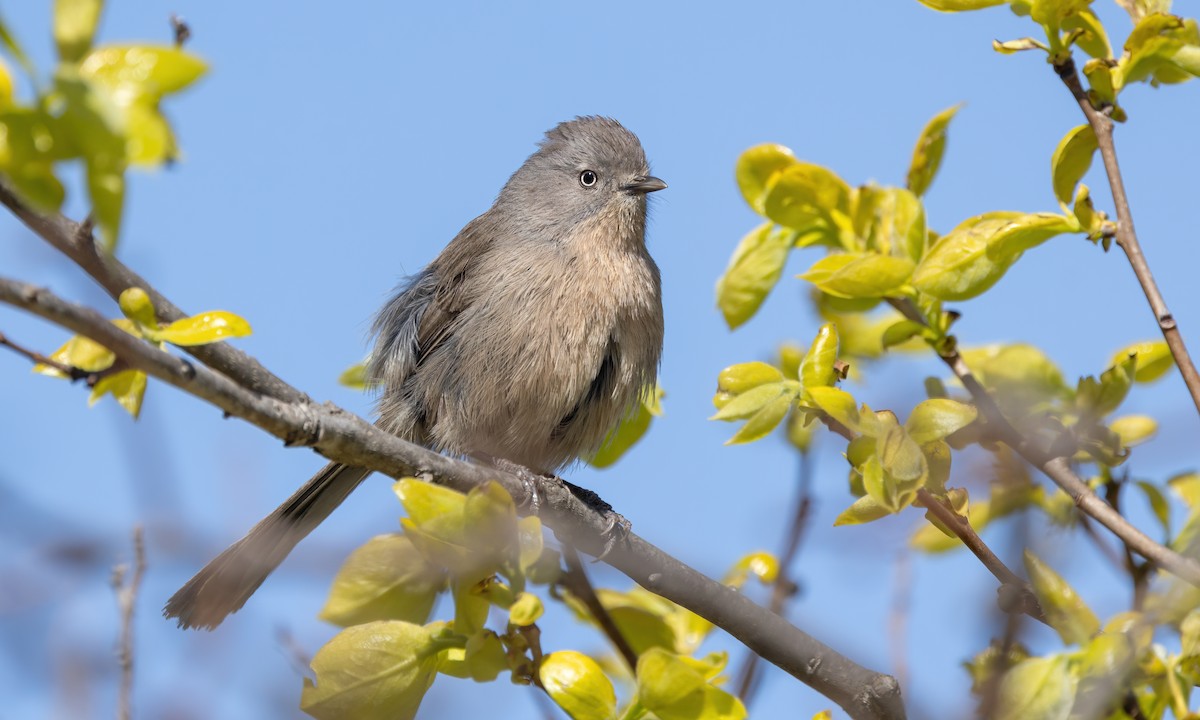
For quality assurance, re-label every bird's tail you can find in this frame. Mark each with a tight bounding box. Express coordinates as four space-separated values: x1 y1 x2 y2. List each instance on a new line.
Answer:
163 462 372 630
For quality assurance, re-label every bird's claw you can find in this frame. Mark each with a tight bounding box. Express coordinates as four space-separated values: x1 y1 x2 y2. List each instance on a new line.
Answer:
596 510 631 561
494 459 542 516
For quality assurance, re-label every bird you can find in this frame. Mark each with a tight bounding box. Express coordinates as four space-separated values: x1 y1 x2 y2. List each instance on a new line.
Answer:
164 116 667 629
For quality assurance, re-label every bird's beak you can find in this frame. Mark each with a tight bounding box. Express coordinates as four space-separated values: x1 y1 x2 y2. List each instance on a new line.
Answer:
622 175 668 194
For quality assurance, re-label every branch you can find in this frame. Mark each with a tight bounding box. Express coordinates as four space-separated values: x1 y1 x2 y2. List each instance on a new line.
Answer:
735 450 813 703
1053 58 1200 418
559 546 639 674
889 297 1200 588
0 181 306 405
0 276 906 720
112 526 146 720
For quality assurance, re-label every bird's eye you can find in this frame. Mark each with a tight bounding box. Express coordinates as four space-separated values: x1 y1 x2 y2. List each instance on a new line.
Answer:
579 170 598 187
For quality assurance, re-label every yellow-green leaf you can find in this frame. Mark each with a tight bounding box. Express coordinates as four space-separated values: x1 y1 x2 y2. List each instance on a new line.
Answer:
799 252 914 299
394 478 468 533
637 648 747 720
117 287 156 329
804 385 862 434
1050 125 1098 207
319 534 447 627
762 162 852 234
152 311 252 346
912 212 1076 300
993 37 1051 53
1109 414 1157 447
736 143 796 214
916 0 1005 10
716 222 793 329
834 494 894 525
339 362 370 390
301 621 441 720
906 398 978 444
1111 340 1172 383
907 104 961 197
508 592 543 627
717 362 784 395
727 392 793 444
54 0 103 63
589 385 663 468
995 654 1077 720
853 185 928 261
1062 9 1112 59
799 322 839 388
539 651 618 720
722 551 779 588
79 45 208 99
1025 550 1100 645
34 332 116 376
711 382 791 422
89 369 146 418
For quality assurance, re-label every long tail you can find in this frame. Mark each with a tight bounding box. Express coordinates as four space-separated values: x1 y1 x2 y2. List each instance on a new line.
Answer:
164 462 372 630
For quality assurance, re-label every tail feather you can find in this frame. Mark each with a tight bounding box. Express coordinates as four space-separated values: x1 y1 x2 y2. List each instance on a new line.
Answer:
164 463 372 630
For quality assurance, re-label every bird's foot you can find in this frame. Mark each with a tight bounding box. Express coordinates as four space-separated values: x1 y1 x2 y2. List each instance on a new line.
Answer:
493 459 544 516
562 479 631 561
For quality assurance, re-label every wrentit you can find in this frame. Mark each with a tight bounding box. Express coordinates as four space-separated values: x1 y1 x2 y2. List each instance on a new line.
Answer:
165 116 666 629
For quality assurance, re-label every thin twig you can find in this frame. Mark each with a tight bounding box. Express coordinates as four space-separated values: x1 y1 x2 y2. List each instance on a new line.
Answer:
888 552 912 693
0 276 907 720
560 545 639 674
112 526 146 720
916 488 1046 624
735 450 814 703
1053 57 1200 418
0 329 85 378
888 297 1200 587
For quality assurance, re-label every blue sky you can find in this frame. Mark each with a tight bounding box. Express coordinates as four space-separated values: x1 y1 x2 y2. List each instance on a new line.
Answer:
1 1 1198 718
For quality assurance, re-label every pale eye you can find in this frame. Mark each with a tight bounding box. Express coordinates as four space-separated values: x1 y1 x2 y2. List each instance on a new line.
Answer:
579 170 598 187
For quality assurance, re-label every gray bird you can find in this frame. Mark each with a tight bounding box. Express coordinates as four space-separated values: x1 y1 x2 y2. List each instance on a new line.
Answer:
165 116 666 629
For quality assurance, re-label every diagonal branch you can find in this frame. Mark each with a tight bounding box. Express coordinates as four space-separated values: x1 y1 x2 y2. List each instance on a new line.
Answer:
1053 58 1200 418
0 276 906 720
889 297 1200 587
0 181 306 405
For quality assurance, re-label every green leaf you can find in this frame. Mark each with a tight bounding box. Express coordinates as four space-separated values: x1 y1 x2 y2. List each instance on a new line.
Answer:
589 385 663 468
1025 550 1101 645
736 143 796 214
86 159 125 251
1076 353 1135 418
301 621 441 720
906 104 961 197
1050 125 1098 206
319 534 447 627
1110 340 1172 383
911 212 1076 300
539 651 618 720
762 162 852 235
905 398 978 444
34 332 116 376
152 311 252 346
860 454 899 511
117 287 157 329
915 0 1005 9
995 654 1077 720
716 223 793 329
1116 14 1200 88
711 382 792 422
54 0 104 63
799 322 839 388
799 252 914 299
89 369 146 418
833 494 894 525
727 392 793 444
394 478 468 535
960 343 1067 399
